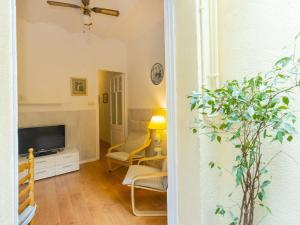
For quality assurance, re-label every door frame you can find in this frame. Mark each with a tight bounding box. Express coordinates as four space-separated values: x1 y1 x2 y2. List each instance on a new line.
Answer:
164 0 179 224
97 70 128 156
6 0 179 224
1 0 18 224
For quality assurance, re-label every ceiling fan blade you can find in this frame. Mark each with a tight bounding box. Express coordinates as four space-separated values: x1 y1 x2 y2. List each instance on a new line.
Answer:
47 1 81 9
81 0 90 6
91 7 120 17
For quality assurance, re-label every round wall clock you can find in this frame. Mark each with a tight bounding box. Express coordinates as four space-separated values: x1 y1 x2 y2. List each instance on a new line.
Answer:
151 63 164 85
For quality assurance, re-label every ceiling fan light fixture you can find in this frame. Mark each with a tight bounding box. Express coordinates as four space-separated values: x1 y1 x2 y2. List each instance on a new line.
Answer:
46 0 120 30
82 14 92 27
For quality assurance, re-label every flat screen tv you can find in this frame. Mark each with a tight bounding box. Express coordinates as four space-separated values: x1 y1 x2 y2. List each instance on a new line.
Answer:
18 125 65 156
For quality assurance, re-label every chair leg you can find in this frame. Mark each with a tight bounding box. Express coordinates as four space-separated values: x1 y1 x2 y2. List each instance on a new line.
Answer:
131 185 167 217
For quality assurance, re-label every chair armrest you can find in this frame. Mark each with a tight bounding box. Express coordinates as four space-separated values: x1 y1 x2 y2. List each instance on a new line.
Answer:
138 155 167 165
128 139 152 163
131 172 168 190
107 142 125 154
132 172 168 184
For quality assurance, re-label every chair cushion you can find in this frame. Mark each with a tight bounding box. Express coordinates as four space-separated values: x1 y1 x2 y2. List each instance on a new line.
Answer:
106 152 142 162
123 132 149 153
19 204 36 225
123 165 166 191
106 152 130 161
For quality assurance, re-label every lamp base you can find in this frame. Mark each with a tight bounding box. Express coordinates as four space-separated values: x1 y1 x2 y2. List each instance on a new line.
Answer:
154 146 162 156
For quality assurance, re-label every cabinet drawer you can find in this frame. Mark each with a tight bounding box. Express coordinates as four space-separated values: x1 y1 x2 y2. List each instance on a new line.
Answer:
56 163 79 176
35 157 56 170
35 168 56 180
56 153 79 165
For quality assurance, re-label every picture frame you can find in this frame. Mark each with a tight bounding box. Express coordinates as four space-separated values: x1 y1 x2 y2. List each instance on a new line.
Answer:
71 77 87 96
103 93 109 103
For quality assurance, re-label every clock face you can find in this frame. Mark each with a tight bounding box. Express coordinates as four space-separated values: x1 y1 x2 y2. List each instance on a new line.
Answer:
151 63 164 85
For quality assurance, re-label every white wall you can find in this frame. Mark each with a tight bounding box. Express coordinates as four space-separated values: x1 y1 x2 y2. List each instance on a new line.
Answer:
214 1 300 224
17 20 127 112
127 19 166 109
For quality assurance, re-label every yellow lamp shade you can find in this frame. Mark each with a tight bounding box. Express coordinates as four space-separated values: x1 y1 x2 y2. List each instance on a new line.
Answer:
148 116 167 130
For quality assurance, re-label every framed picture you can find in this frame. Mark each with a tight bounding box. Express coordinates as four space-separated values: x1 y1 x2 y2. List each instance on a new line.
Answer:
71 78 87 96
103 93 109 103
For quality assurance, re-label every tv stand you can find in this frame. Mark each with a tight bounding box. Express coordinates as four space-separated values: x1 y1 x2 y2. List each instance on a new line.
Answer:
34 150 57 157
19 148 79 180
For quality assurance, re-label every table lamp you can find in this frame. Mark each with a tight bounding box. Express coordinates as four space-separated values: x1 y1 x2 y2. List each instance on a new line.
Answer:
148 115 167 156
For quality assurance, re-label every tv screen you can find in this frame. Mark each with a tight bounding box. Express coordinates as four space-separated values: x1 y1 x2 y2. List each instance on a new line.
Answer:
18 125 65 155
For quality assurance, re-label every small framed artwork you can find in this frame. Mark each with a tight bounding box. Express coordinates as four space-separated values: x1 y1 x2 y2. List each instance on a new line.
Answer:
71 77 87 96
103 93 109 103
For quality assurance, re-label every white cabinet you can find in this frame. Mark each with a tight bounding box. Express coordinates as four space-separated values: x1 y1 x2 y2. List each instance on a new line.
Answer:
35 167 56 180
19 148 79 181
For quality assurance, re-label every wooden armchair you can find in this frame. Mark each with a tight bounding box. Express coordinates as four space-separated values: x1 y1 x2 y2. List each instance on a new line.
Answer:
122 155 168 216
106 132 151 172
19 148 36 225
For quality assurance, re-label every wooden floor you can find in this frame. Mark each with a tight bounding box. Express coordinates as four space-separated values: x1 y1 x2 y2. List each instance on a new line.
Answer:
34 146 167 225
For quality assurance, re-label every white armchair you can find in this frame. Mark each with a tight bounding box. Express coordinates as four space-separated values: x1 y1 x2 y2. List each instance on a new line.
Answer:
122 155 167 216
106 131 151 172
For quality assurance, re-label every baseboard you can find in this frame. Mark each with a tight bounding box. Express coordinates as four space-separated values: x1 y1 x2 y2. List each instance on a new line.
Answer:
80 157 98 164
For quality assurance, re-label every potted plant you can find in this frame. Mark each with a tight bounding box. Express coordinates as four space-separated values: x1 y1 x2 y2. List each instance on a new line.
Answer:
189 37 300 225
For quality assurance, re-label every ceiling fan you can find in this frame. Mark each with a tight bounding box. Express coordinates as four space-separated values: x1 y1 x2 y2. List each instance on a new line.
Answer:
47 0 120 27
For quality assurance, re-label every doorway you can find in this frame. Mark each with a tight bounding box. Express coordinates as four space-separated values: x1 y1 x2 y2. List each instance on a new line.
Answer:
98 70 126 154
4 0 183 225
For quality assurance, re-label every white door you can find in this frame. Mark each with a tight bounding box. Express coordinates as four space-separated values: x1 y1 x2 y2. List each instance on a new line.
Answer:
110 75 125 145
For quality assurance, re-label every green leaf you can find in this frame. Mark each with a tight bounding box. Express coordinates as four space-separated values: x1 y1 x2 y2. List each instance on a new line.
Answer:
215 206 226 216
283 123 296 134
229 211 239 223
279 105 288 110
235 167 243 186
258 192 264 201
263 129 267 138
235 155 242 161
282 96 289 105
266 206 272 214
287 135 293 142
274 57 291 68
209 161 215 168
191 102 196 110
217 136 222 143
192 128 197 133
261 180 271 189
260 168 268 174
275 131 284 143
210 133 216 141
219 123 227 130
277 74 286 79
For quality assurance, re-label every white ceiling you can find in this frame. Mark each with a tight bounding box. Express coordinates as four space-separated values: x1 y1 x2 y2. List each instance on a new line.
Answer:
17 0 164 41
